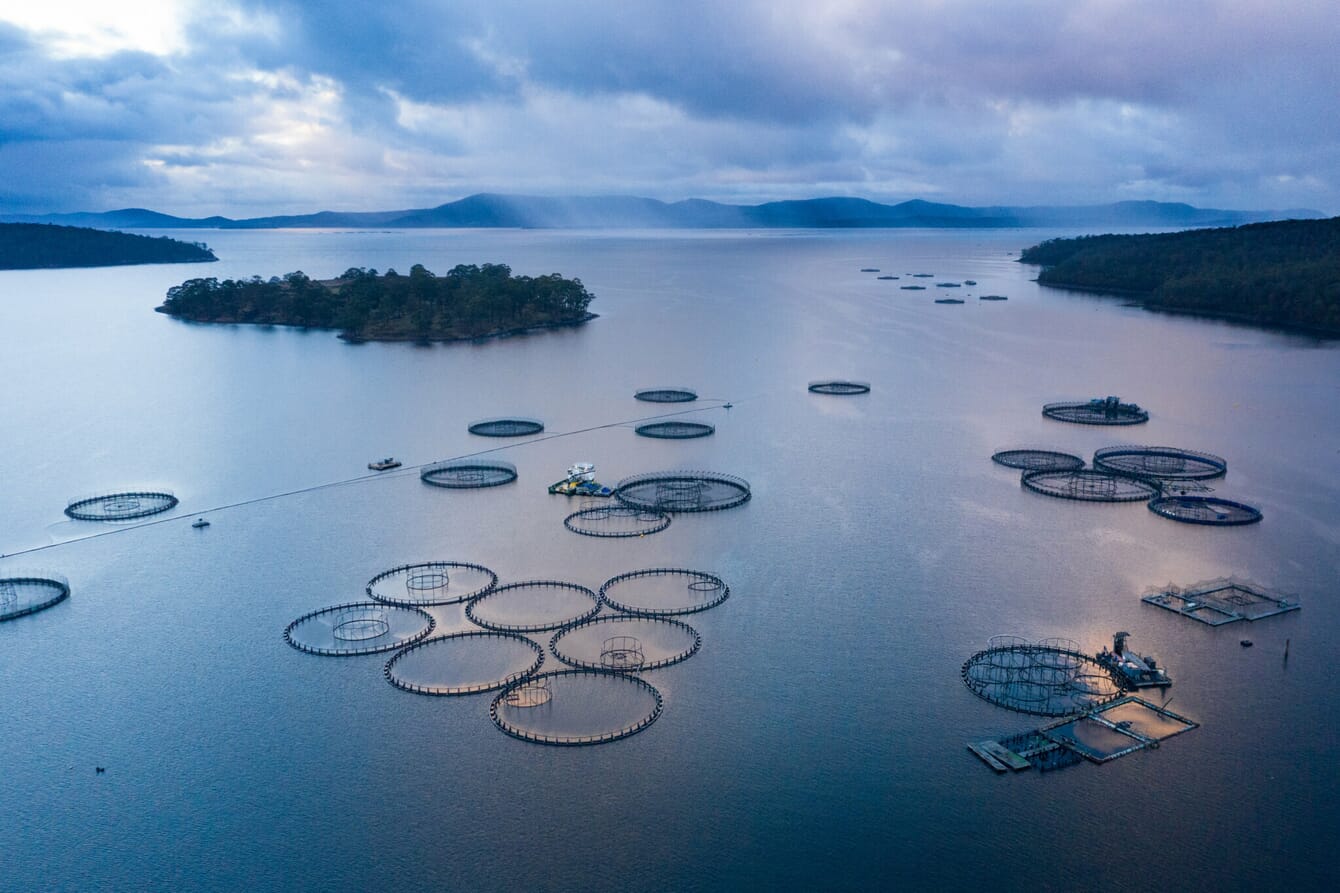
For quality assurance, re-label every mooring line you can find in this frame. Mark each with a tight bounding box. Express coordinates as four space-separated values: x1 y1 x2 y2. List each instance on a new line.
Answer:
1 400 739 561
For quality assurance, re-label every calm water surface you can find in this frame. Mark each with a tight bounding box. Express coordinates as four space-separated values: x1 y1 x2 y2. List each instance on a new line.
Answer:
1 229 1337 891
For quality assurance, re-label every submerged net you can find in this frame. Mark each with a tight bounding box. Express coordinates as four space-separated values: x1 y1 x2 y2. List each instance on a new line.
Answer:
65 490 178 521
0 574 70 622
420 460 517 489
808 380 870 395
634 387 697 403
284 602 435 656
468 417 544 437
962 637 1124 717
366 561 498 607
614 471 750 513
1042 399 1149 425
1021 469 1161 502
1093 445 1227 480
384 631 544 695
1147 496 1262 526
634 421 715 439
551 615 702 671
991 449 1085 472
490 669 664 746
563 505 671 538
600 568 730 617
465 580 600 632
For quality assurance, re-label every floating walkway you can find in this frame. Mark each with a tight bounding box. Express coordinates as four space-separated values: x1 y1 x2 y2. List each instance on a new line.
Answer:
968 696 1198 773
1142 578 1300 626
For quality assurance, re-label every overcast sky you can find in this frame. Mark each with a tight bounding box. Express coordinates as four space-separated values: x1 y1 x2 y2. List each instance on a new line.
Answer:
2 0 1337 216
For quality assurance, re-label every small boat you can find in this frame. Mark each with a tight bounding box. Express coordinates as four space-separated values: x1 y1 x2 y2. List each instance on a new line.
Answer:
1097 632 1171 689
934 298 965 304
964 280 977 285
860 267 880 272
548 461 614 497
979 294 1008 301
192 518 210 529
877 275 897 280
1240 639 1254 648
368 457 402 471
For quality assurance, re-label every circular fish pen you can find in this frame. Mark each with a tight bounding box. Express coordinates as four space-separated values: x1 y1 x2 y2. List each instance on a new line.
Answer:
991 449 1085 472
614 471 750 513
0 573 70 623
808 380 870 395
1092 445 1227 480
1021 469 1161 503
465 580 601 633
284 602 435 656
634 421 715 439
64 490 178 521
1148 496 1263 526
563 505 672 539
366 561 498 607
600 568 730 617
961 636 1124 717
1042 399 1148 425
384 631 544 696
490 669 663 746
634 387 697 403
551 616 702 671
420 460 517 489
467 417 544 437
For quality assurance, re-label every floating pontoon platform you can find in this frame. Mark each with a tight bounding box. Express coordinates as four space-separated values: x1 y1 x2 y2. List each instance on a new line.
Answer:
1142 578 1300 626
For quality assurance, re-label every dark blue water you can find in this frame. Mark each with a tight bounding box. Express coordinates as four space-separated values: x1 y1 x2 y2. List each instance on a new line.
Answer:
2 229 1337 891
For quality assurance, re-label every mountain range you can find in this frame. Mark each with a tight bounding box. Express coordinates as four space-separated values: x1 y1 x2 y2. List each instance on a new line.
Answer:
0 194 1323 231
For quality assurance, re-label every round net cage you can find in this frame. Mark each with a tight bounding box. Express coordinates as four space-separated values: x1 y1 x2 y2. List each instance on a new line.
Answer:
384 631 544 696
634 387 697 403
420 460 517 489
465 580 600 633
468 417 545 437
990 449 1086 472
600 568 730 617
808 380 871 395
1021 469 1161 502
1092 445 1227 481
551 616 702 672
284 602 435 656
563 505 672 539
634 421 715 439
1042 399 1149 425
961 637 1124 716
614 471 751 513
0 574 70 623
1148 496 1263 526
64 490 178 521
490 669 663 746
366 561 498 607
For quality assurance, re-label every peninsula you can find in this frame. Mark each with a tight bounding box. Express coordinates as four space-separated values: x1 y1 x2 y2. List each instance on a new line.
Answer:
1020 217 1340 334
157 263 596 342
0 223 216 270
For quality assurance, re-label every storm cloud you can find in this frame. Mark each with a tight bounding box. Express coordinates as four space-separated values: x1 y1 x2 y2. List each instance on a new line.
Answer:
1 0 1335 215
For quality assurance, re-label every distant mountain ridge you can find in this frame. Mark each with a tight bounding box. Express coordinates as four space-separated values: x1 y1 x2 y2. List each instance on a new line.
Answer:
0 195 1322 231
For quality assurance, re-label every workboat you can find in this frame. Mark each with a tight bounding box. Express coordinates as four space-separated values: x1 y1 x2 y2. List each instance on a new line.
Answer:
1096 631 1171 689
191 518 211 529
548 461 614 497
368 457 402 471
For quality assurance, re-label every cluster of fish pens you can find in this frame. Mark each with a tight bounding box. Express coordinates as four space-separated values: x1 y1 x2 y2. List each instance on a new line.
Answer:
967 393 1303 773
991 398 1265 525
279 389 750 746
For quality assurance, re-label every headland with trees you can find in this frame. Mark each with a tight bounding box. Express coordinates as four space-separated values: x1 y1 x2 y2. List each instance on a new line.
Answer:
0 223 216 269
1020 217 1340 334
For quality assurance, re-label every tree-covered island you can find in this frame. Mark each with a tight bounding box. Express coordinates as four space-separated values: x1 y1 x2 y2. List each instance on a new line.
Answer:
157 263 597 342
0 223 216 269
1020 216 1340 334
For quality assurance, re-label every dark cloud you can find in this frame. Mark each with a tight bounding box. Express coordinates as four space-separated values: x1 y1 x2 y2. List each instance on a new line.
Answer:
0 0 1336 214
